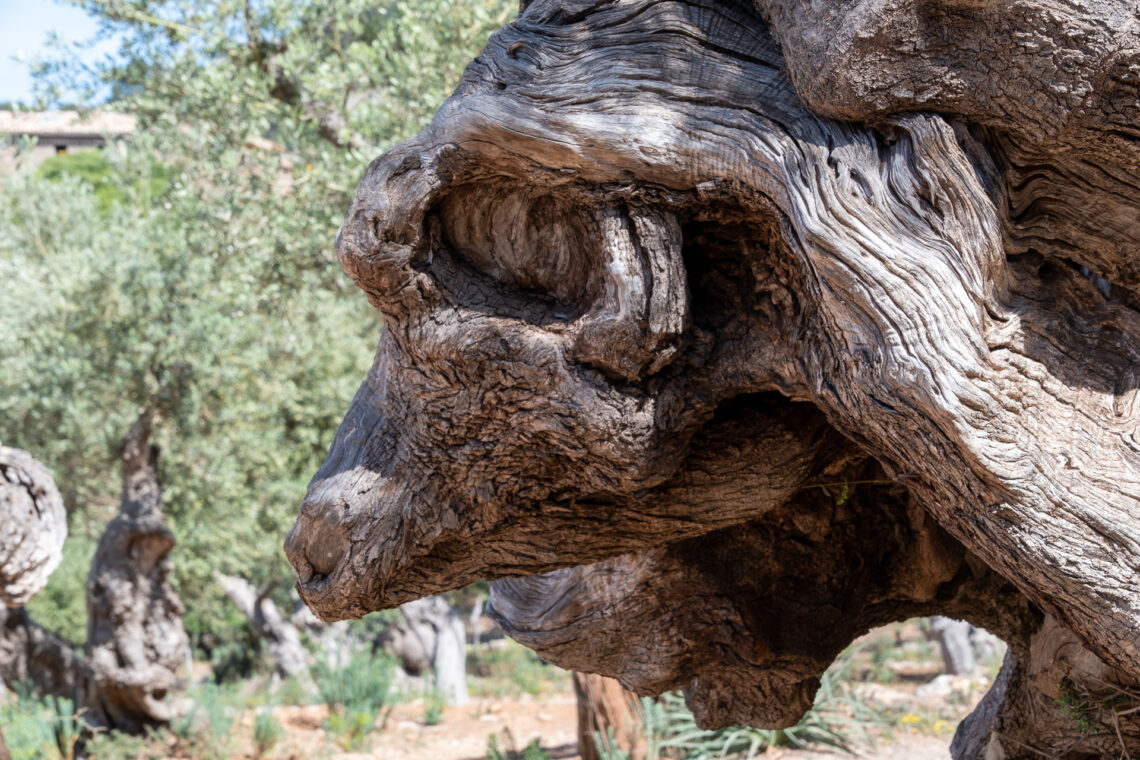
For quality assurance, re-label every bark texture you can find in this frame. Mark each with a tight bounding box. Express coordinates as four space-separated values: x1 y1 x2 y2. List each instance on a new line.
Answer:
286 1 1140 756
574 672 645 760
0 448 70 760
85 414 189 732
221 575 311 680
0 447 66 607
930 617 976 677
381 595 469 705
0 605 88 700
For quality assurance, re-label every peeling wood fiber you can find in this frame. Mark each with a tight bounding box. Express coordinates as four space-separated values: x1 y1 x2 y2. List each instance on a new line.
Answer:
287 1 1140 756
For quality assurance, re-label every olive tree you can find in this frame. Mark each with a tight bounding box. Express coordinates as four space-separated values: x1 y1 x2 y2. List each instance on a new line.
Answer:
286 2 1140 758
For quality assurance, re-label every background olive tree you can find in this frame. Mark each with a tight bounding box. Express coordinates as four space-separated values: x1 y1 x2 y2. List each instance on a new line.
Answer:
1 0 513 652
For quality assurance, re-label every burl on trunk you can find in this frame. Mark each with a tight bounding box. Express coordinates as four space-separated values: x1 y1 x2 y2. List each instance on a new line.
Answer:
286 1 1140 757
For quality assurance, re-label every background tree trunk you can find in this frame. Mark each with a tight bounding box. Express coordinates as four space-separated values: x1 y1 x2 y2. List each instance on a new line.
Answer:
574 672 645 760
0 605 88 699
290 601 352 668
0 447 71 759
220 575 311 680
0 446 67 607
84 413 189 733
930 617 976 676
381 595 468 705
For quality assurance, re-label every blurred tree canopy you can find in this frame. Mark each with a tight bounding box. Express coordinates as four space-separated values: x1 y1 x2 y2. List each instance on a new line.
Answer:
0 0 513 648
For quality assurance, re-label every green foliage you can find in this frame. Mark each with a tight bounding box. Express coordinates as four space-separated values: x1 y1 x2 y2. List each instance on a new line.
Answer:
0 688 81 760
275 674 311 707
170 682 237 760
323 708 377 752
252 709 285 758
469 640 568 697
315 650 397 750
0 162 366 644
36 149 168 213
521 739 551 760
23 535 95 646
597 654 885 760
49 695 82 760
6 0 513 653
1056 677 1093 733
206 614 267 683
344 607 404 643
1053 677 1135 736
209 637 259 683
423 688 446 726
39 0 514 157
487 733 507 760
315 650 396 714
85 729 161 760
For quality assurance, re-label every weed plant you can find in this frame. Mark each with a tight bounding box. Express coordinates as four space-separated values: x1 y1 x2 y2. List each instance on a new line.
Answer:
597 653 886 760
0 688 81 760
252 708 285 758
487 729 551 760
469 640 568 697
424 688 446 726
84 729 161 760
315 650 397 751
275 674 311 706
170 682 237 760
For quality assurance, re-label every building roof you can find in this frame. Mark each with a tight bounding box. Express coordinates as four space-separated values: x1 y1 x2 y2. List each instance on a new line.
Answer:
0 111 135 146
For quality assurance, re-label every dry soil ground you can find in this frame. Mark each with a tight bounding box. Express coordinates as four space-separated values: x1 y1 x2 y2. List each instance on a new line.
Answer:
99 620 995 759
232 691 962 760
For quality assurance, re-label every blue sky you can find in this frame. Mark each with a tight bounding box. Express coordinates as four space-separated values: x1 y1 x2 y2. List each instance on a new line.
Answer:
0 1 118 104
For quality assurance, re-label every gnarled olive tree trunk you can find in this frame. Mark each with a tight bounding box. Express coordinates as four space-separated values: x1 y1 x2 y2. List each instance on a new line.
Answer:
84 413 189 733
221 575 312 681
0 446 70 759
286 1 1140 757
0 423 190 738
381 595 469 705
0 447 67 608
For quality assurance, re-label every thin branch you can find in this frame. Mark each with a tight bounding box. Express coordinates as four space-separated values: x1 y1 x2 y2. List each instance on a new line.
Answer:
118 8 201 37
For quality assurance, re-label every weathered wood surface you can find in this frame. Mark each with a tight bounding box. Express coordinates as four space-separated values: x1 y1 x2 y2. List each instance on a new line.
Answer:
381 595 469 705
0 446 66 607
930 617 976 677
221 575 311 680
0 426 190 734
286 1 1140 756
574 672 645 760
0 447 70 760
0 604 88 700
491 481 1040 727
85 414 189 732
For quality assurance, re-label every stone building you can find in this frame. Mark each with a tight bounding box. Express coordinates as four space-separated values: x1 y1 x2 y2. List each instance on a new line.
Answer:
0 110 135 172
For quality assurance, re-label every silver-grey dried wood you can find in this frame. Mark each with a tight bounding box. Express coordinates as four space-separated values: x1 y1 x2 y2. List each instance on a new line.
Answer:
286 1 1140 757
